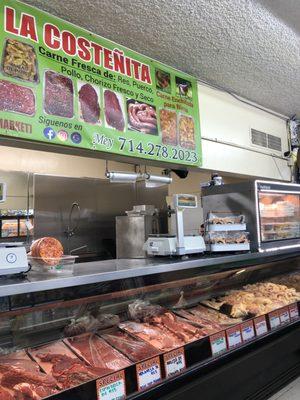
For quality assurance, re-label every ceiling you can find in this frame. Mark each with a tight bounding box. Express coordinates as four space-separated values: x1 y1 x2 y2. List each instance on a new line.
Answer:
23 0 300 118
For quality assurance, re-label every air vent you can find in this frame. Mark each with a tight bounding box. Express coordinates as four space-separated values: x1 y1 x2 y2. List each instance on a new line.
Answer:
251 129 282 152
267 134 282 152
251 129 267 148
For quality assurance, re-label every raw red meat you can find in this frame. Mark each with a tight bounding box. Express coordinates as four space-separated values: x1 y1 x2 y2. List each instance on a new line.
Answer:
128 102 157 133
29 341 109 390
0 386 14 400
101 331 159 362
104 90 124 131
119 321 184 352
65 334 131 370
0 80 35 116
79 84 100 124
150 312 205 343
44 71 74 118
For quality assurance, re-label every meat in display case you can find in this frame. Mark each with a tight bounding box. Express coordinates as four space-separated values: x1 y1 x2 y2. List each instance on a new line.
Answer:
0 251 299 399
203 180 300 252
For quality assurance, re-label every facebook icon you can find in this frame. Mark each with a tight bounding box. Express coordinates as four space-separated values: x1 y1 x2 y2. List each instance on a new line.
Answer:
43 127 56 140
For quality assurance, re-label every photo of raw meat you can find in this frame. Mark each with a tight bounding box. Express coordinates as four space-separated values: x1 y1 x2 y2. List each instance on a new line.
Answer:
159 109 177 146
104 90 125 131
0 350 58 398
64 333 131 370
78 82 100 124
44 70 74 118
2 39 39 83
179 114 196 149
155 69 171 93
127 100 158 135
29 340 107 390
0 80 35 116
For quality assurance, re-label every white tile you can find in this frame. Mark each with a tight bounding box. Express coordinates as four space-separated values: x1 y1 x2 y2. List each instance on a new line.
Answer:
268 377 300 400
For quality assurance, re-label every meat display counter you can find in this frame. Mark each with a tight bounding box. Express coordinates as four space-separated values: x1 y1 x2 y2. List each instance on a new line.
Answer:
0 250 299 400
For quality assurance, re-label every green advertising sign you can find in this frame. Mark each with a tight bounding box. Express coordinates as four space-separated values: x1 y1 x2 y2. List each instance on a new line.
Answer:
0 0 202 166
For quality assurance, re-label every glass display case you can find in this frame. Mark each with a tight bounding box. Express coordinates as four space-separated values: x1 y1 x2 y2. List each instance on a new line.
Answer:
0 252 299 400
203 180 300 252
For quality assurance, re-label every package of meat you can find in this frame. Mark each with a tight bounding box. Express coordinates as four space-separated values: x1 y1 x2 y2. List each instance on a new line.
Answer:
128 300 165 322
101 331 160 362
30 237 64 265
44 70 74 118
0 79 35 116
29 340 106 390
104 90 125 131
2 39 39 83
78 83 100 124
0 350 58 398
127 100 157 134
119 321 184 352
64 334 131 371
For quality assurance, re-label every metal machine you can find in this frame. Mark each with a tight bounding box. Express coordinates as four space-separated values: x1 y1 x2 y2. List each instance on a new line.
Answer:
0 242 29 275
116 205 161 258
144 194 206 256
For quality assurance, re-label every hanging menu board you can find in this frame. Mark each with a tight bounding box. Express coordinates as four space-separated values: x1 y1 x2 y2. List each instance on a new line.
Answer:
0 0 202 167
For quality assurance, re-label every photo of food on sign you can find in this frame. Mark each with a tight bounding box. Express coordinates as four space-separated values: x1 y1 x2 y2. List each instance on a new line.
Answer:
127 99 158 135
44 70 74 119
2 38 39 83
78 82 101 125
155 69 171 93
179 114 196 149
104 89 125 132
0 79 36 116
160 109 178 146
175 76 193 98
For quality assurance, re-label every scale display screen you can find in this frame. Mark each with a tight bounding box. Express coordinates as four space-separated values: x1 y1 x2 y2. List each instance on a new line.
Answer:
0 183 6 203
175 194 198 208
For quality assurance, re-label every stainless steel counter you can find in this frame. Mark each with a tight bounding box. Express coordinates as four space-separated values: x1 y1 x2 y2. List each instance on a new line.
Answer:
0 249 299 297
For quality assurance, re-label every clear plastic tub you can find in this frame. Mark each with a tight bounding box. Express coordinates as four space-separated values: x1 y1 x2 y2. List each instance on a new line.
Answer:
28 255 77 275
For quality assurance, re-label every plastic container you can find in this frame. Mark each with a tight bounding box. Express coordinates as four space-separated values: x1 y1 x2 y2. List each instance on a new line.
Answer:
207 231 250 252
28 255 77 275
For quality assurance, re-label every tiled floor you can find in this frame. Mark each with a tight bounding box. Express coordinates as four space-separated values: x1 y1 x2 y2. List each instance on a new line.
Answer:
268 377 300 400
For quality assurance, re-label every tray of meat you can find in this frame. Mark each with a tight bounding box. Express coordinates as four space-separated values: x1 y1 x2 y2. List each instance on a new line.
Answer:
160 109 178 146
188 305 243 326
119 321 184 352
127 100 158 134
0 350 58 398
101 331 160 362
44 70 74 118
0 79 35 116
78 82 101 124
104 90 125 131
64 333 131 371
2 38 39 83
28 340 108 390
178 114 195 149
174 309 223 335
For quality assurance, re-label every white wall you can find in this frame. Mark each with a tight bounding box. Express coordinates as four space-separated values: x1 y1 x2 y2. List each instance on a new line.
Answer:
198 83 290 181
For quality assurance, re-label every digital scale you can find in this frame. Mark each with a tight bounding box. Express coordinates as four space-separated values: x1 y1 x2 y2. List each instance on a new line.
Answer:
0 243 29 275
144 194 206 256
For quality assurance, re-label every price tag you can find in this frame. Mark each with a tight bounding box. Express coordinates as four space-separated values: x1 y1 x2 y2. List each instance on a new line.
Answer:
254 315 268 336
226 326 243 349
163 347 186 378
96 371 126 400
241 320 255 342
279 307 290 325
269 310 280 330
136 356 161 391
209 331 227 356
289 303 299 320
